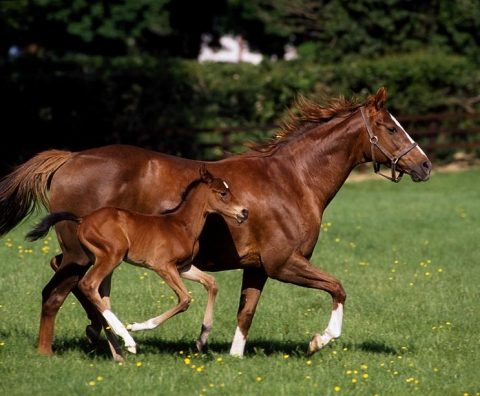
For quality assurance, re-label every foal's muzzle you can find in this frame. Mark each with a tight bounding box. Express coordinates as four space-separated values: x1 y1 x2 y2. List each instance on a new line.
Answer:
236 208 249 223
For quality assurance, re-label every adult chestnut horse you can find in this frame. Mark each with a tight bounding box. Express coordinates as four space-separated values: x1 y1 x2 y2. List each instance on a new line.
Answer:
0 87 431 360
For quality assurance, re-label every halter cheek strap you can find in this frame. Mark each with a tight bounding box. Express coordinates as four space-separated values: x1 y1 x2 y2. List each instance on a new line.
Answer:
360 107 418 183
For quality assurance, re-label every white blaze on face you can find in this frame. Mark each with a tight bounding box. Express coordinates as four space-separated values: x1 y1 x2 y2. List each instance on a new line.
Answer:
389 112 427 156
223 181 229 189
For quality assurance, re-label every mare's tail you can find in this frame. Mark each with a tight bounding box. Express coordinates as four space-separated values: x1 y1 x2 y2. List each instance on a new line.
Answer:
25 212 80 242
0 150 72 236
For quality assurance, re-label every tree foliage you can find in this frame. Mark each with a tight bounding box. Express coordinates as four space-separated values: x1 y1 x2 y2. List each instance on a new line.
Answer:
1 0 479 62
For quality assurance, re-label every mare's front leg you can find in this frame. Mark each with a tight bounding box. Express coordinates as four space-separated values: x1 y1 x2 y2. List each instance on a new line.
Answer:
50 255 124 362
268 253 346 356
229 267 268 357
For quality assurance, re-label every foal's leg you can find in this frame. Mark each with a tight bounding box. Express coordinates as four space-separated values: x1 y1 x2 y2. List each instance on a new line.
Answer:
49 255 124 361
78 256 137 354
127 266 192 332
230 267 268 357
180 266 218 351
268 253 346 356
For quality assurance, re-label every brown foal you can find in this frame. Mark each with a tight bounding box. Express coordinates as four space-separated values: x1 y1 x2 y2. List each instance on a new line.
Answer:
26 165 248 353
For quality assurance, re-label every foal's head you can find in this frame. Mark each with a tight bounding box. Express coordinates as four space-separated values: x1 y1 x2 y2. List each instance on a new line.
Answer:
361 87 432 182
199 165 249 224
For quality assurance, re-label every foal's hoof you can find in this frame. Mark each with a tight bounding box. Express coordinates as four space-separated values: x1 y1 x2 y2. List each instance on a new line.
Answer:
126 344 137 354
195 339 204 353
113 354 125 363
86 324 101 345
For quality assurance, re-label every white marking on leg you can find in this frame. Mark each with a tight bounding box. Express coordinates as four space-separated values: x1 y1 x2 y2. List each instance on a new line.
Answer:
326 303 343 338
102 310 137 353
311 303 344 352
127 319 157 332
229 326 246 357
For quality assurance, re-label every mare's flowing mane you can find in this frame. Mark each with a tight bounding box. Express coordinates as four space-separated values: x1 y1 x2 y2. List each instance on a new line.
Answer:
247 94 362 153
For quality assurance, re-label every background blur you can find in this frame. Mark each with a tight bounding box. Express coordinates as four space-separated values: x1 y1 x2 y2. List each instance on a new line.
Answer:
1 0 480 176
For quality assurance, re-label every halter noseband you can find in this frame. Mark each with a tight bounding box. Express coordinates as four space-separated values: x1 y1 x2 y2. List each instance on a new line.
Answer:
360 107 418 183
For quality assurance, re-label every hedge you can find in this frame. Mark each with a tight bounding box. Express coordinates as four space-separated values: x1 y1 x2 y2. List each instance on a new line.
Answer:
1 50 479 174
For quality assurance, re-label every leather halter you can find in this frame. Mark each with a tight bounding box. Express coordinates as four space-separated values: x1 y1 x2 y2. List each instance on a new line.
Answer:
360 107 418 183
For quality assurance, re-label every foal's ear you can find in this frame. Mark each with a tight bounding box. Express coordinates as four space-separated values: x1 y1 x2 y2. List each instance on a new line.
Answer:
199 164 214 184
374 87 387 110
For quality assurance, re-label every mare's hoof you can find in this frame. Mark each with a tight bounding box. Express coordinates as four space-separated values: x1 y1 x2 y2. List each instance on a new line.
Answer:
307 334 327 356
37 347 54 357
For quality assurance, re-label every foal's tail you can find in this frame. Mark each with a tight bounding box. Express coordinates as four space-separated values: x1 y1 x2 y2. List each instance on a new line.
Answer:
25 212 80 242
0 150 73 236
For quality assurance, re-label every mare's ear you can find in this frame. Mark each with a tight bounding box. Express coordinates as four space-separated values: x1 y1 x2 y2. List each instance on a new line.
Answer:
374 87 387 110
199 164 214 184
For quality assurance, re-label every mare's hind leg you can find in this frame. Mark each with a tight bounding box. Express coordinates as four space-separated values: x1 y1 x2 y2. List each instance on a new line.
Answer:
38 257 89 356
178 266 218 351
267 253 346 356
78 255 137 354
127 266 192 333
50 255 124 362
50 254 102 343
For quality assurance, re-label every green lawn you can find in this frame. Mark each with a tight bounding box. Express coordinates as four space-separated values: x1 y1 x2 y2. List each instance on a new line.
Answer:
0 168 479 396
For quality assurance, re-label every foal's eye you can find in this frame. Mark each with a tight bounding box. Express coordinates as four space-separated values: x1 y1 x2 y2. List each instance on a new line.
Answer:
219 191 228 198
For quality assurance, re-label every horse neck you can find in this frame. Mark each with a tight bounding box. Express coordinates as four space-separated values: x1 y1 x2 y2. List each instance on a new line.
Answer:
166 182 210 240
278 110 367 208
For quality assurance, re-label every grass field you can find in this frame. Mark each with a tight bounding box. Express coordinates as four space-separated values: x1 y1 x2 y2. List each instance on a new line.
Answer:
0 168 479 396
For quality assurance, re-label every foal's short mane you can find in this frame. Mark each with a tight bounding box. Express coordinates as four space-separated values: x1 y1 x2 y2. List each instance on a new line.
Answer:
247 94 362 153
160 176 204 215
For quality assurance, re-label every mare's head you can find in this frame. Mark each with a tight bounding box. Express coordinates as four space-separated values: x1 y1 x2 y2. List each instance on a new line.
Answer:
199 165 249 224
361 87 432 182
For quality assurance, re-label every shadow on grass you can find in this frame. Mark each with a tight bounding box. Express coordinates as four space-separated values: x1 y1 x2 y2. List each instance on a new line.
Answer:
47 335 399 359
342 340 399 355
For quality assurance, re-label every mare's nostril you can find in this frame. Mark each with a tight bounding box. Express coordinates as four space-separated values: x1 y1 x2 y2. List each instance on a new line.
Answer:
422 160 432 171
241 209 249 220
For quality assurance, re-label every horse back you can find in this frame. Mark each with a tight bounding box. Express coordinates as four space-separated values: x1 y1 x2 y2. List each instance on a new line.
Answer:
49 144 200 217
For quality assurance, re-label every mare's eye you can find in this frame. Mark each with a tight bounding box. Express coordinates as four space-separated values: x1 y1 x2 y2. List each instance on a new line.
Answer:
219 191 227 198
387 126 396 134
